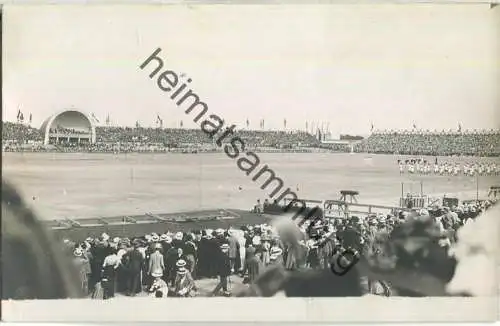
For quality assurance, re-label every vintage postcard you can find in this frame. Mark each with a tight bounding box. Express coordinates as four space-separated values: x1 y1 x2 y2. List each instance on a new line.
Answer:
1 2 499 323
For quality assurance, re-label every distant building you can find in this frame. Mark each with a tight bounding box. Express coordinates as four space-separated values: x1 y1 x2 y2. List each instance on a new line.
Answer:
40 109 96 145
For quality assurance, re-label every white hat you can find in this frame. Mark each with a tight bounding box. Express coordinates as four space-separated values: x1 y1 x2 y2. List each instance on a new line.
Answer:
113 237 120 243
175 232 183 241
205 229 213 236
252 236 261 245
270 247 282 256
152 235 160 242
85 237 93 242
160 234 168 241
176 259 187 268
216 228 224 234
73 248 83 257
101 233 110 241
220 243 230 250
419 209 429 216
145 234 152 242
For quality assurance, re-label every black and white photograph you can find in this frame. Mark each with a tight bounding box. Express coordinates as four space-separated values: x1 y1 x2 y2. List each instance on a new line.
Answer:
2 2 499 323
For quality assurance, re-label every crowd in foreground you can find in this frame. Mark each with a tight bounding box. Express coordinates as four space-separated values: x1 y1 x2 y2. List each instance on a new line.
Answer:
63 198 497 299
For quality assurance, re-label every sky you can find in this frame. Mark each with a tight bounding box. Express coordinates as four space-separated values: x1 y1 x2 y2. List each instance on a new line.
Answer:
3 4 499 136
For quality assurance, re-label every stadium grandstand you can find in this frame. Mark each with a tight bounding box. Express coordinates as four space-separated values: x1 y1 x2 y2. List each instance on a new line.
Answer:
2 115 500 156
354 130 500 157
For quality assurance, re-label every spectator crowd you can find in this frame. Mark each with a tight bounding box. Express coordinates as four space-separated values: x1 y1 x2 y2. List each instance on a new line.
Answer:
63 197 497 299
3 122 500 157
355 130 500 157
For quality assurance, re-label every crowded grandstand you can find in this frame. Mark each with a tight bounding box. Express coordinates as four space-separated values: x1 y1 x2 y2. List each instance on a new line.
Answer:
3 121 500 156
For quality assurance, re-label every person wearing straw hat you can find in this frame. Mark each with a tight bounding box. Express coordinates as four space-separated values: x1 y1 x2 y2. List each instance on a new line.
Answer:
148 243 165 287
73 247 91 296
211 243 232 296
149 270 169 298
171 265 196 297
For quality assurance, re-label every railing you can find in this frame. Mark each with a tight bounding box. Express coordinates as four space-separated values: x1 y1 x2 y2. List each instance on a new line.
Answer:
323 200 412 218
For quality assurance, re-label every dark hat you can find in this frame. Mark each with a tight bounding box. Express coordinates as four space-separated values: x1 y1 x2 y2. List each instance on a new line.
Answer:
356 217 456 296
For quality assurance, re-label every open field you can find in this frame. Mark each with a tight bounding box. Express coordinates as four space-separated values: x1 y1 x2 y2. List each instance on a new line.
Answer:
3 152 499 221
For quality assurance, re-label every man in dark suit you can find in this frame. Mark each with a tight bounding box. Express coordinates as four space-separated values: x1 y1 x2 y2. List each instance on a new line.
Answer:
125 242 145 296
211 243 232 296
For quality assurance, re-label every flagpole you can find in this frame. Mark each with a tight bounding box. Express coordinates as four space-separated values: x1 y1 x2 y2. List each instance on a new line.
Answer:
476 173 479 201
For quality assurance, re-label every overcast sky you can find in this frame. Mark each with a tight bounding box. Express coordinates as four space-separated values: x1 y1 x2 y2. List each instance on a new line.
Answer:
3 4 499 135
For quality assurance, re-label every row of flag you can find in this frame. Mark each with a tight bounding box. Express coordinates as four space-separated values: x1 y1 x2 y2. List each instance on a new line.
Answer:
371 122 463 133
90 114 329 132
57 111 470 134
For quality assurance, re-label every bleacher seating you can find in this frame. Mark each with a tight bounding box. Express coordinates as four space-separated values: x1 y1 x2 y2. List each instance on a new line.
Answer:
354 130 500 157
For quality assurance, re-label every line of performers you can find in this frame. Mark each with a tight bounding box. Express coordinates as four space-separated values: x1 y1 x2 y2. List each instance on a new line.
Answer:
397 159 499 176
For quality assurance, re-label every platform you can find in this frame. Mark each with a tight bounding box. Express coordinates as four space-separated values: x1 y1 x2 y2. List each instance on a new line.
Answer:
45 209 272 240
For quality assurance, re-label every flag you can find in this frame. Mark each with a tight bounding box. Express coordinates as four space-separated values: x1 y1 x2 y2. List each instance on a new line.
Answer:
180 120 183 128
413 123 417 129
458 123 462 132
19 112 24 122
284 119 287 129
106 114 110 126
246 119 249 128
29 113 32 124
371 123 374 131
91 113 100 123
156 114 163 128
135 121 140 128
16 109 21 121
156 114 163 126
305 121 308 131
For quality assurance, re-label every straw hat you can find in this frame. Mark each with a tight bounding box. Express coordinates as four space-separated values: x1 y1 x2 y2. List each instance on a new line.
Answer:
73 248 83 257
159 234 168 241
220 243 230 250
175 232 183 241
252 236 261 245
270 247 282 256
177 267 187 275
176 259 187 268
151 235 160 242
